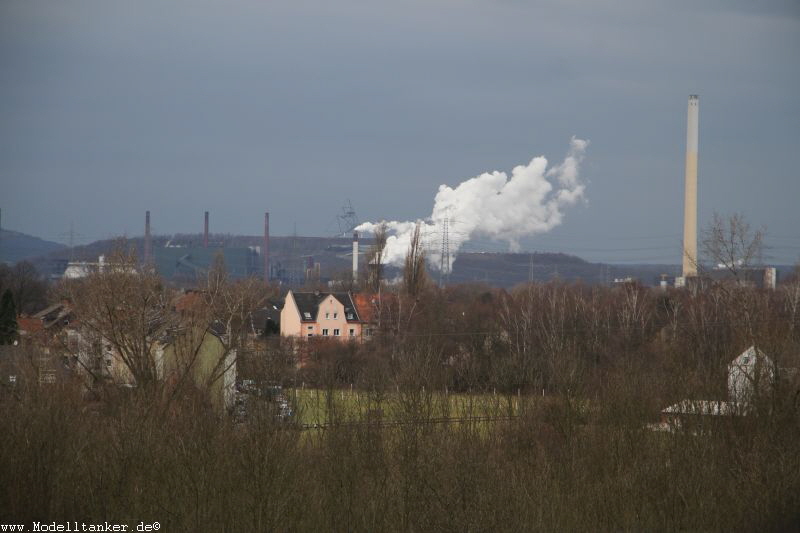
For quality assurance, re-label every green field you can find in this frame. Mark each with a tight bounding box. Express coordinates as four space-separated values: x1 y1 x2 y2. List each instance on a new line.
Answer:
287 387 530 427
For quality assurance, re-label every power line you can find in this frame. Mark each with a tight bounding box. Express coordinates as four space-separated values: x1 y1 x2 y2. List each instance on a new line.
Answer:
58 221 84 261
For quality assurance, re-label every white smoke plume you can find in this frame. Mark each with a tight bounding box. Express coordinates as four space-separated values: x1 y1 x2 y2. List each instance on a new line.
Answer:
356 137 589 270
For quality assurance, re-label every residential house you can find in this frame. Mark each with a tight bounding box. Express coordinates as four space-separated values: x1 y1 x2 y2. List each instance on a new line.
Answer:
659 345 784 430
727 345 775 403
14 294 236 411
249 298 283 337
15 301 78 385
158 324 237 412
281 290 370 341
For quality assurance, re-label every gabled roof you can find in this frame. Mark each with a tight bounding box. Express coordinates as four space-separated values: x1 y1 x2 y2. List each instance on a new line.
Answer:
17 316 43 335
662 400 742 416
729 345 773 369
32 302 73 329
289 291 360 322
250 298 284 328
291 292 327 322
329 293 360 322
353 293 377 324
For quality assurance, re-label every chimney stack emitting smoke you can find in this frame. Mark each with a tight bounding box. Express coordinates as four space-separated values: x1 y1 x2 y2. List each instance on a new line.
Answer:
204 211 209 248
263 212 270 283
682 95 699 278
352 231 359 282
144 210 152 266
356 137 588 269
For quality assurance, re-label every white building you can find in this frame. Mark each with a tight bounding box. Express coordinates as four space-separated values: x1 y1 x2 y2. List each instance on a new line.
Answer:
727 345 775 403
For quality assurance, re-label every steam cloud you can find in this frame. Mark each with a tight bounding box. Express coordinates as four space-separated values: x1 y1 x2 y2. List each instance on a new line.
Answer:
356 137 589 270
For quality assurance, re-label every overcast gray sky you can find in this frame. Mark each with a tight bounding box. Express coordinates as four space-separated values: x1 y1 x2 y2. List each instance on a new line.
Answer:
2 0 798 264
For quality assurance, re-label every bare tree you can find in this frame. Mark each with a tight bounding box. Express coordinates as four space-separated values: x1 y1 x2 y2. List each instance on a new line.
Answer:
701 212 765 281
367 222 388 293
0 261 48 315
65 246 175 388
403 222 427 299
202 254 270 355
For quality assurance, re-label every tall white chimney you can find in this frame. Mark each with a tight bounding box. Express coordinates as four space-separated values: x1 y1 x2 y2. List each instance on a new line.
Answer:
682 95 699 278
352 231 359 282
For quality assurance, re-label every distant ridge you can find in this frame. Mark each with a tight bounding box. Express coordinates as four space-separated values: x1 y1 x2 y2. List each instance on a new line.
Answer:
18 230 798 287
26 232 687 287
0 229 65 264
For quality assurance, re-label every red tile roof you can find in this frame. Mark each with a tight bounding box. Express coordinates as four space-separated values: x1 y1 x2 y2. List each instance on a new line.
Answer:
353 293 378 324
17 316 43 335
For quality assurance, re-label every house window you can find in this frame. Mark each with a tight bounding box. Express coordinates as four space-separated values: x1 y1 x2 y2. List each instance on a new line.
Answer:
8 375 16 384
333 329 340 336
307 326 313 330
322 329 329 336
307 333 313 337
303 312 311 319
349 329 355 337
365 328 373 337
325 312 330 319
333 312 338 319
347 313 354 320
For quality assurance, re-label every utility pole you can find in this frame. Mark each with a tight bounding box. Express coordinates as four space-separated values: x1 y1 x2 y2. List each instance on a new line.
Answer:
439 215 450 288
59 221 83 261
528 252 534 283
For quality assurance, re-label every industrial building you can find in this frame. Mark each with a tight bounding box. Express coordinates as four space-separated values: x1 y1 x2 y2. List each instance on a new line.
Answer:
152 246 262 281
143 211 270 283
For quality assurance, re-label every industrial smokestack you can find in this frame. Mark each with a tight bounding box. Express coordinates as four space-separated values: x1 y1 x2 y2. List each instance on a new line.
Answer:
682 95 699 278
263 212 270 283
352 231 359 282
144 210 152 266
204 211 209 248
356 137 588 268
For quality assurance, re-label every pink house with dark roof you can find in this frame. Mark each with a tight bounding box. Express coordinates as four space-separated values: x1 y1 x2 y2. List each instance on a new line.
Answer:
281 290 371 341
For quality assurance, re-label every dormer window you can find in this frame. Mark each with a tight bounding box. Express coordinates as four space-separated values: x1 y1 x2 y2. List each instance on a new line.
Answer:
303 312 311 320
346 313 354 320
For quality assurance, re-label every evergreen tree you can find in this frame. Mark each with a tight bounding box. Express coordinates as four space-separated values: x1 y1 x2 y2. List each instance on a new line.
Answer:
0 289 18 345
